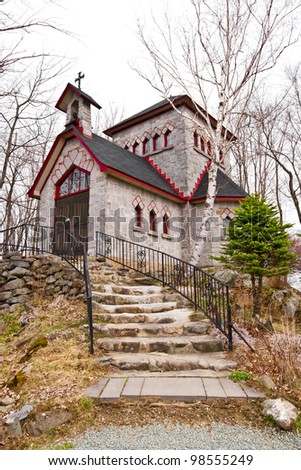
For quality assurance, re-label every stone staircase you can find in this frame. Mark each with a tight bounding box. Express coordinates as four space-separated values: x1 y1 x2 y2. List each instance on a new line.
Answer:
87 258 236 374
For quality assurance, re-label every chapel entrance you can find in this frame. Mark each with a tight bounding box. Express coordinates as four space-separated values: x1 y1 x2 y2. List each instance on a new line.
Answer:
54 167 90 254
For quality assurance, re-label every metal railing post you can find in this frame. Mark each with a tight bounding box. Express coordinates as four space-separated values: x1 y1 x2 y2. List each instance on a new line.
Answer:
162 252 165 286
226 286 233 351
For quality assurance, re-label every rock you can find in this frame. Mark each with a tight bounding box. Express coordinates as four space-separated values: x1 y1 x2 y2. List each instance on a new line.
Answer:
6 419 22 437
3 251 22 259
4 404 33 423
214 269 238 287
262 398 299 430
46 275 56 284
283 297 299 319
2 278 25 291
25 410 72 437
7 260 30 270
258 374 277 391
8 267 31 278
0 291 11 302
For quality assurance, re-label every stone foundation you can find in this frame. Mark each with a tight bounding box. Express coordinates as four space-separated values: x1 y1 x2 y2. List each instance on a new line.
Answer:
0 252 85 311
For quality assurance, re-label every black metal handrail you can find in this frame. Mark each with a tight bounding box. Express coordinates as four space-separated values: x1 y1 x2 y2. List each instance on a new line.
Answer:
0 224 94 354
96 231 253 351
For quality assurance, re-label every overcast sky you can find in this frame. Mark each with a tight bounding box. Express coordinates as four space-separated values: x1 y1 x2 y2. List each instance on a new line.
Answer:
3 0 301 229
5 0 189 117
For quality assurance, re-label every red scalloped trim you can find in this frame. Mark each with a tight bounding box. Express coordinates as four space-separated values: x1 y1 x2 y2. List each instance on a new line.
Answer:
146 157 186 199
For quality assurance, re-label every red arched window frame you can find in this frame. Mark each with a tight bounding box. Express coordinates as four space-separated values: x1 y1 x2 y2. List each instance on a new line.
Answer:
132 142 140 155
142 138 151 155
153 134 161 152
56 166 90 199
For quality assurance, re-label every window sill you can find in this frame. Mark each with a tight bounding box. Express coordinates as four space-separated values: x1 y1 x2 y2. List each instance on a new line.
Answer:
133 225 144 233
161 233 173 240
148 230 158 238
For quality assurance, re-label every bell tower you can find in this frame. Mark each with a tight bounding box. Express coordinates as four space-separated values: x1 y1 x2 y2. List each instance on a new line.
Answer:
55 75 101 138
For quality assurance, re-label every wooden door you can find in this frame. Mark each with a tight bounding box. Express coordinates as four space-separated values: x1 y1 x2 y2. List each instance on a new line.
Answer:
54 191 89 254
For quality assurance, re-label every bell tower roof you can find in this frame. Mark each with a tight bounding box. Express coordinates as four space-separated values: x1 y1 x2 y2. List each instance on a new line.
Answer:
55 82 102 113
55 81 101 138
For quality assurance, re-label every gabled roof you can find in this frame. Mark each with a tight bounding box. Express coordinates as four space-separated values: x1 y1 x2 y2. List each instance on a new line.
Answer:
104 95 235 141
78 129 181 199
28 125 183 201
56 83 102 113
190 168 248 202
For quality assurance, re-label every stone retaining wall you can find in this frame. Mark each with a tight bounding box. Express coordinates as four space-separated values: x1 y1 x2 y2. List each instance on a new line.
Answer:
0 252 85 311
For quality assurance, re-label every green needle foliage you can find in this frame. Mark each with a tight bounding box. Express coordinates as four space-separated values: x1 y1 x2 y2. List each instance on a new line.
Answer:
215 194 296 317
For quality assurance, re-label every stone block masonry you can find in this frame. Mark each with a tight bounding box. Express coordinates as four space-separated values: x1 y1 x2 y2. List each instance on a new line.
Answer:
0 252 85 311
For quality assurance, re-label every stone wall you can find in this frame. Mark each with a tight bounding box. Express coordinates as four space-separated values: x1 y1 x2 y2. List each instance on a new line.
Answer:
0 252 85 311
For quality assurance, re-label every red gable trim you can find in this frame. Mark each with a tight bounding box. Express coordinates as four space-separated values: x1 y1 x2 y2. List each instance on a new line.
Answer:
188 160 211 201
28 128 108 199
146 157 186 199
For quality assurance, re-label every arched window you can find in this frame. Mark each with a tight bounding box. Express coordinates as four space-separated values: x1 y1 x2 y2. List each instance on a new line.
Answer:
153 134 161 152
58 167 90 198
164 130 172 147
71 100 79 121
222 217 231 240
132 142 140 155
142 138 151 155
200 138 205 152
194 131 199 147
219 149 224 162
207 141 212 156
163 213 169 235
149 209 157 232
135 204 142 228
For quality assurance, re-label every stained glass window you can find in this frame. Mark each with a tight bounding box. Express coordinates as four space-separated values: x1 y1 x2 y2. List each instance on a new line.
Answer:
59 167 90 197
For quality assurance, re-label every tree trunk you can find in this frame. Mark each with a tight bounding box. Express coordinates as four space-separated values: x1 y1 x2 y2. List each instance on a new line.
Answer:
251 274 263 318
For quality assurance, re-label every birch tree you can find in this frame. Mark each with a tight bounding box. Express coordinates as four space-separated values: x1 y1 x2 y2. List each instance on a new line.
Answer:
135 0 300 265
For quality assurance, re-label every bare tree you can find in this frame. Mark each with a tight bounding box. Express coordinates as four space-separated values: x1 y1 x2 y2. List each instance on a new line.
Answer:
135 0 300 265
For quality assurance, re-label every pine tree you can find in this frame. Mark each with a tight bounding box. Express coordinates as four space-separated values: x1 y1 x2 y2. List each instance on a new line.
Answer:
216 194 296 317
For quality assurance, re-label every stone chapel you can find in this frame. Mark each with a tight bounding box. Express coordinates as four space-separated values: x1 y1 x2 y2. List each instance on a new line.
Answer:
28 82 247 266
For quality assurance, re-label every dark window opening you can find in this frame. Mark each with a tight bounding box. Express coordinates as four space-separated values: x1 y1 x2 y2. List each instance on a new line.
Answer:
153 134 161 152
135 204 142 228
163 214 169 235
132 142 140 155
194 131 199 147
164 130 172 147
149 209 157 232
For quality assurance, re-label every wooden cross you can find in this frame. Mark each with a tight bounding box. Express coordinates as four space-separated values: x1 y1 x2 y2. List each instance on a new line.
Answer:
75 72 85 89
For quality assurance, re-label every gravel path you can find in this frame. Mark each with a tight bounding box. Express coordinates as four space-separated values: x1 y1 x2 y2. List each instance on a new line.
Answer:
71 422 301 450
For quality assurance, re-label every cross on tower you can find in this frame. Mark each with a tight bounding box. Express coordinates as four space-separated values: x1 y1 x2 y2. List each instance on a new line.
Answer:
75 72 85 89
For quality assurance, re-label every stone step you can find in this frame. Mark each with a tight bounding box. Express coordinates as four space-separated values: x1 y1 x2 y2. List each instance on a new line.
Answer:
99 352 235 372
92 301 179 314
110 285 164 295
93 320 210 337
92 292 169 305
96 334 223 354
92 308 204 325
